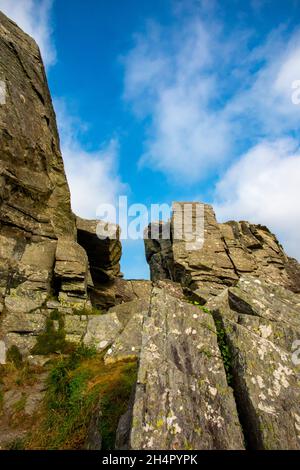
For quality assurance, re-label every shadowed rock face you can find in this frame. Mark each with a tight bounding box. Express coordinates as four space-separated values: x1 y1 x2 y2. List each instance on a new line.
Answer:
145 202 300 301
76 217 122 283
0 11 122 358
0 11 77 337
0 11 75 239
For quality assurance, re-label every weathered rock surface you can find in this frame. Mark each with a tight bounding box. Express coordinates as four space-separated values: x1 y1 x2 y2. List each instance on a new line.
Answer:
103 303 147 365
84 401 102 450
0 11 75 239
0 11 123 359
76 216 121 282
84 311 123 352
88 277 152 310
207 276 300 449
64 314 88 344
54 239 89 303
145 202 300 301
0 11 77 352
83 298 150 364
0 368 48 450
129 287 245 450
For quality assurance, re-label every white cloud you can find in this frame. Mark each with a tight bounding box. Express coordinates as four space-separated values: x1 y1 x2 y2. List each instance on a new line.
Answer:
124 10 300 258
54 99 127 220
227 30 300 136
0 0 55 66
123 15 300 184
123 19 233 183
214 139 300 260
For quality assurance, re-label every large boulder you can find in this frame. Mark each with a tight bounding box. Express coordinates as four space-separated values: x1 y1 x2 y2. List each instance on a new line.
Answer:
54 239 89 303
83 298 150 361
0 11 125 359
129 287 245 450
145 202 300 301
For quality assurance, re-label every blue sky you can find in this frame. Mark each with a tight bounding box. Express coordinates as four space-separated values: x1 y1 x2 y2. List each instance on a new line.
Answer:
1 0 300 279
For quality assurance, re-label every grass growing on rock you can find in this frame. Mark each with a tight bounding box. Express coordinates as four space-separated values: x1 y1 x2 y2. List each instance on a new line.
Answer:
188 301 234 385
0 360 46 448
7 345 23 369
31 310 71 355
26 345 137 450
189 300 211 314
214 318 234 386
73 305 105 316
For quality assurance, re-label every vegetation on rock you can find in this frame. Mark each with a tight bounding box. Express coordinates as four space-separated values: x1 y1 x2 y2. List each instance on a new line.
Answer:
31 310 70 355
7 345 23 370
26 346 137 450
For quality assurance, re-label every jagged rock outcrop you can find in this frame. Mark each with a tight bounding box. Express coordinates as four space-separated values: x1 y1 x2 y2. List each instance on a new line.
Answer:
0 11 75 317
76 217 123 309
145 202 300 301
0 12 75 239
0 11 73 359
0 11 122 362
76 217 121 282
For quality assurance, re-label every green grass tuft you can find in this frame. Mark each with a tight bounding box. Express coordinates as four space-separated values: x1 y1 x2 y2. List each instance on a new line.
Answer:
73 306 105 316
26 345 137 450
214 318 233 386
31 310 70 355
7 345 23 369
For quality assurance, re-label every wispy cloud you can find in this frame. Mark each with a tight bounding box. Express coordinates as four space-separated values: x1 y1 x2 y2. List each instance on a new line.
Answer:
54 99 128 220
227 28 300 136
0 0 56 66
214 138 300 259
123 18 234 182
123 9 300 184
212 26 300 260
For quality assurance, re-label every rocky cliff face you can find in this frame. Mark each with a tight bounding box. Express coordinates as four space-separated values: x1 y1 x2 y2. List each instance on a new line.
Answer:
145 202 300 301
0 12 74 240
1 11 300 451
0 11 122 362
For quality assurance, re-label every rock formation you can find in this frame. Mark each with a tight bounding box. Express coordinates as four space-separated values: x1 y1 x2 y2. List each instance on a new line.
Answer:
206 277 300 449
1 11 300 451
145 202 300 301
0 11 122 360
